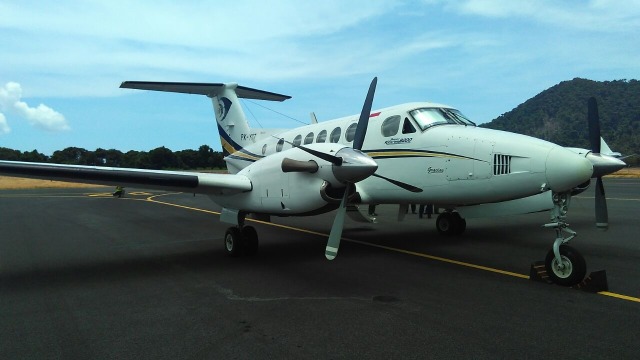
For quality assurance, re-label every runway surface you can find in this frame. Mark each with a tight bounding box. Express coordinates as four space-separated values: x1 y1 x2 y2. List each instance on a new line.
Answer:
1 179 639 359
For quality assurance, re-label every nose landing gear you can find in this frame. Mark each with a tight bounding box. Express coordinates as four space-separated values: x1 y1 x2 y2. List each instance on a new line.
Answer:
541 192 587 286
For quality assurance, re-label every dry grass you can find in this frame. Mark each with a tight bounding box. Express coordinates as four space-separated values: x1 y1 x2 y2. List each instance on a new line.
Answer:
0 176 107 190
607 167 640 178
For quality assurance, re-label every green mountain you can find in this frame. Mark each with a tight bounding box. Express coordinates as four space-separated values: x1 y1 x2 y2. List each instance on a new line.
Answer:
480 78 640 165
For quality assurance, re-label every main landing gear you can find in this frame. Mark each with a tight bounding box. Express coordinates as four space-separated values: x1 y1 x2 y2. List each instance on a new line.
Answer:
224 224 259 257
436 211 466 236
542 192 587 286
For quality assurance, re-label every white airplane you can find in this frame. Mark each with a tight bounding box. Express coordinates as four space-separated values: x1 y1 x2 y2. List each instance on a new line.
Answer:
0 78 626 287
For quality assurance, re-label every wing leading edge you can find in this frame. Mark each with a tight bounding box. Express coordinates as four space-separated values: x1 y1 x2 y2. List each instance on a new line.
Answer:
0 160 251 195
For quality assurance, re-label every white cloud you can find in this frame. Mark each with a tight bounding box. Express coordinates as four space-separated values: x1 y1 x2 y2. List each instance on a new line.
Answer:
0 113 10 134
0 1 400 97
451 0 640 32
0 82 70 132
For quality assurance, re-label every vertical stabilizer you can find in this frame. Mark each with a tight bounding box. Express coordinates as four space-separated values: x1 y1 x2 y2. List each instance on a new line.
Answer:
210 83 253 158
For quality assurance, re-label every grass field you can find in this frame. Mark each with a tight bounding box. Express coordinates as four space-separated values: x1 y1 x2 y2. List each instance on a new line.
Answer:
1 168 638 190
0 177 107 190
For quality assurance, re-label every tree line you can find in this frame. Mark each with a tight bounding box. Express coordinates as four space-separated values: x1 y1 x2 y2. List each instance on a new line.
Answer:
0 145 226 170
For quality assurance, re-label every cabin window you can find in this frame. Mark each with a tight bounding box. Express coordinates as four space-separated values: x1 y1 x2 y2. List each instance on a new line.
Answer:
261 144 267 155
293 135 302 146
304 132 314 145
316 130 327 143
402 118 416 134
345 123 357 142
330 127 341 143
276 138 284 152
381 115 401 137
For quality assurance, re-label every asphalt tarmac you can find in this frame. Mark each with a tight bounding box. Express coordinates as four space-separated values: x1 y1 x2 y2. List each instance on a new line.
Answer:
1 179 638 359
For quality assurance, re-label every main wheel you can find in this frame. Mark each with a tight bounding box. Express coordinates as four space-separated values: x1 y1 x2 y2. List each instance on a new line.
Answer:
544 245 587 286
436 213 456 236
224 227 244 257
451 212 466 235
242 226 259 256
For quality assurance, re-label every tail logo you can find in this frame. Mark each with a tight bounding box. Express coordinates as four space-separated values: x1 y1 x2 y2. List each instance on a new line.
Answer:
217 97 232 121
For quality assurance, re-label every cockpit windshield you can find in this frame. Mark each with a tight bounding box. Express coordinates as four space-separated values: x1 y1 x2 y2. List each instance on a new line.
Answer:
409 108 476 131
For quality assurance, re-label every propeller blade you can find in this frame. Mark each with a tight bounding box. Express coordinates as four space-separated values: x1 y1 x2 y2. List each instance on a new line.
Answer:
372 173 423 193
277 138 343 165
353 77 378 150
595 176 609 229
588 97 601 154
325 185 350 260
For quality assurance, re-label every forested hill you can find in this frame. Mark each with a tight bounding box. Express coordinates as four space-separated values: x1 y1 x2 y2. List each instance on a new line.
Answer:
480 78 640 165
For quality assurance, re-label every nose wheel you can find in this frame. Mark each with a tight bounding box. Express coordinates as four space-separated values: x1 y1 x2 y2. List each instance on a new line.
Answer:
544 245 586 286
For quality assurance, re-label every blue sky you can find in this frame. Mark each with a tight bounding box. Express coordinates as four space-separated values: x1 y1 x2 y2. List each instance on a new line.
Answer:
1 0 639 155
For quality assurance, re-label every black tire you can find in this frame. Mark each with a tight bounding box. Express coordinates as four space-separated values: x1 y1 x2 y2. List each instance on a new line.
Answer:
544 245 587 286
451 212 466 235
242 226 259 256
436 213 456 236
224 227 244 257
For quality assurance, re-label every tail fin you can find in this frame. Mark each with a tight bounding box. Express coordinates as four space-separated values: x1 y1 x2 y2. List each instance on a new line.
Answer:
120 81 291 157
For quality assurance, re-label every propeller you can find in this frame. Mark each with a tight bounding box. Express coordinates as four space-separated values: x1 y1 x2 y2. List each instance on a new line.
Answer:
275 77 422 259
586 97 625 229
325 78 378 260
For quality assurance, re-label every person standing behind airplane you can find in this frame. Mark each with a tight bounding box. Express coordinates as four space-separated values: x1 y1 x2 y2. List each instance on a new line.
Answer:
419 204 433 219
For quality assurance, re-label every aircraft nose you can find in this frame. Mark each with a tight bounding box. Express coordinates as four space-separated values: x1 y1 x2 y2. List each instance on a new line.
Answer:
332 148 378 184
545 147 593 192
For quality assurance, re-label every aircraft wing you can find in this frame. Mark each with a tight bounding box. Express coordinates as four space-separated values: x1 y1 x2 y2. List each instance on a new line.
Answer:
0 160 251 195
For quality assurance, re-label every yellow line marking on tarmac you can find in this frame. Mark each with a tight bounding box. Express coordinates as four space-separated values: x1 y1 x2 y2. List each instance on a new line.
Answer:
9 190 633 303
143 193 640 304
598 291 640 303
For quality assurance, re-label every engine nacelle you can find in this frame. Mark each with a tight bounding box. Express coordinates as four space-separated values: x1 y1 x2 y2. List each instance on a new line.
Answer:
213 144 352 216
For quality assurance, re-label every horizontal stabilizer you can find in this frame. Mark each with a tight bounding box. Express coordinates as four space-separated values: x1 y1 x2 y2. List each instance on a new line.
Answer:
120 81 291 101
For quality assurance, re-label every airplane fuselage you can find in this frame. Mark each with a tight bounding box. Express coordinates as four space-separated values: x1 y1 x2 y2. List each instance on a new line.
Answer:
214 101 592 215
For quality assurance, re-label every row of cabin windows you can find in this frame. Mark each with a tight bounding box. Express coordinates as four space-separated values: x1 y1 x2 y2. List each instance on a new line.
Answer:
267 115 417 154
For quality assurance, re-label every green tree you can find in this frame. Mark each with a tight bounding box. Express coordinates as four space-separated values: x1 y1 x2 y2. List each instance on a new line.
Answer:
147 146 182 169
0 147 22 161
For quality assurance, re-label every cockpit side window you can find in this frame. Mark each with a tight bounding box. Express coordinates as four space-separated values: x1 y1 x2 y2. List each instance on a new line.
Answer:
402 118 416 134
381 115 401 137
409 108 450 130
409 107 475 130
